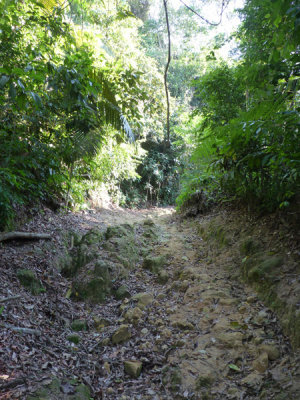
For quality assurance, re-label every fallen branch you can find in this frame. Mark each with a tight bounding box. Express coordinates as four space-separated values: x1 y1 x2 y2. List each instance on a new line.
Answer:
0 232 51 242
0 323 41 336
0 295 21 303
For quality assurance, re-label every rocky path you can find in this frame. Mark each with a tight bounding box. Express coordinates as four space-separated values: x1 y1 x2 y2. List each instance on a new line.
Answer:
144 214 300 399
122 212 299 400
0 207 299 399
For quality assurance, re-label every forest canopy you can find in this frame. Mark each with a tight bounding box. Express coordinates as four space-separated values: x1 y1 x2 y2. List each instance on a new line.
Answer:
0 0 299 229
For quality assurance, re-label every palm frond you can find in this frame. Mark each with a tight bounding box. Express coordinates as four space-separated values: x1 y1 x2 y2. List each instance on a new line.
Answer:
62 128 102 166
91 69 135 142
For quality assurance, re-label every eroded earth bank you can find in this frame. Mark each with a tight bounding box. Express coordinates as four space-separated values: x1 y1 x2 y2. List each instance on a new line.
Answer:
0 206 299 399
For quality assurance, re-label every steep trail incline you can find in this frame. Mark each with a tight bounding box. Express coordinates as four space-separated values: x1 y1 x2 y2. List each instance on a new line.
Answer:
0 206 299 399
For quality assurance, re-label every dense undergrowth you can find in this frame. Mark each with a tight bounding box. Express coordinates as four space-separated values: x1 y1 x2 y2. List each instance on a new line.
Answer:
0 0 170 229
177 0 300 213
0 0 299 230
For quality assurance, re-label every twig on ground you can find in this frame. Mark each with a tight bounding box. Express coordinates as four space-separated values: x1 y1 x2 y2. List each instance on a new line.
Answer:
0 323 41 336
0 295 21 303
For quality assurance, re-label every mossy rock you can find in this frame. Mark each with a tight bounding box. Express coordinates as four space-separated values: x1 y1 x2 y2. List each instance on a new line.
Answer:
114 285 131 300
124 360 142 378
103 223 149 270
62 243 96 278
73 384 91 399
157 270 169 284
27 377 61 399
252 281 300 348
17 269 45 295
79 228 103 245
26 377 90 400
93 317 110 331
105 224 134 240
111 324 131 344
124 307 143 326
143 256 167 274
132 292 153 308
58 254 73 276
72 276 110 303
104 226 140 269
112 237 140 267
72 259 112 303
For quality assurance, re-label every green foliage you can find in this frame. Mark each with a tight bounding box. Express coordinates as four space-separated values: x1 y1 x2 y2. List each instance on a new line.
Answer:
175 139 222 210
0 0 162 227
193 63 245 128
177 0 300 212
121 136 183 206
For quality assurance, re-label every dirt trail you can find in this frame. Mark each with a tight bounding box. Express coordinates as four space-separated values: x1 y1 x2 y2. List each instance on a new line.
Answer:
0 206 299 399
146 212 300 399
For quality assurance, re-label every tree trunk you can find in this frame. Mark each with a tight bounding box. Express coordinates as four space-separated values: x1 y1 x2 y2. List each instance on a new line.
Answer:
163 0 171 146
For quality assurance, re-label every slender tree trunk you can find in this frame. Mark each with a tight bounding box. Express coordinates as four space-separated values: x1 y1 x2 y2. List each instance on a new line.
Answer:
65 164 74 209
163 0 171 146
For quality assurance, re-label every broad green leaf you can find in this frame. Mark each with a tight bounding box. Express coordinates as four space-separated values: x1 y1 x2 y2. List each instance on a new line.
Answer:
228 364 241 372
29 91 43 108
0 75 9 88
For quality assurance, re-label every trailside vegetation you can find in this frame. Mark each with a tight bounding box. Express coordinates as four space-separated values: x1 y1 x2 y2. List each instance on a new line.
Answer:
0 0 166 229
177 0 300 213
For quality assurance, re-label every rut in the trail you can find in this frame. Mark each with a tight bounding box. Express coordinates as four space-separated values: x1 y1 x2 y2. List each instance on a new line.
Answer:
2 207 299 400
